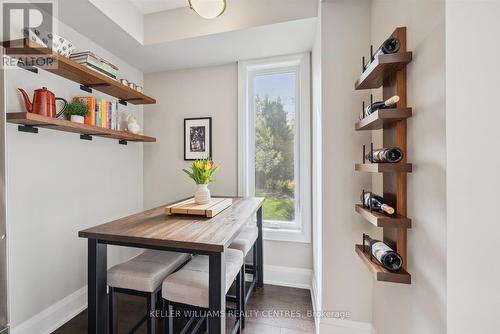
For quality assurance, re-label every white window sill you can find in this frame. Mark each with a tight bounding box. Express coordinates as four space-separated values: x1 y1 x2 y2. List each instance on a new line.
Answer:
263 227 311 243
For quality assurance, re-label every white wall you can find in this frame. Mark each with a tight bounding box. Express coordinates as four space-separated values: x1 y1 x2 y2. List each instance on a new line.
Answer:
143 64 238 206
5 21 145 328
319 0 376 330
89 0 144 44
369 1 447 334
446 1 500 333
143 64 313 273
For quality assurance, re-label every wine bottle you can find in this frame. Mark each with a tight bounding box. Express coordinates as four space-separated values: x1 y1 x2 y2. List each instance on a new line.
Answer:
364 95 400 117
361 191 395 215
364 38 401 69
374 37 401 57
365 147 404 163
363 234 403 271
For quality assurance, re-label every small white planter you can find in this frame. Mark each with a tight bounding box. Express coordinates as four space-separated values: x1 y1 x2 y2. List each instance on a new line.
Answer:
70 115 85 124
194 184 211 204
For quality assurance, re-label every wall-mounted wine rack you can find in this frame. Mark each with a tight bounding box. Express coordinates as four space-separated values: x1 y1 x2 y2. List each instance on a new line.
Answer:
354 27 413 284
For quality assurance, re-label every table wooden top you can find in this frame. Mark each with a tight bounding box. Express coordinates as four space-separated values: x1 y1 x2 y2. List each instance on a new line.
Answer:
79 197 264 252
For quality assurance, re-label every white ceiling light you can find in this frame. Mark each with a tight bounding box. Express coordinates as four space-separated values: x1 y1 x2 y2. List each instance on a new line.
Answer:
188 0 226 19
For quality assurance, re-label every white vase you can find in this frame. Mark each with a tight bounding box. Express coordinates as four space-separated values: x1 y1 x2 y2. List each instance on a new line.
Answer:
70 115 85 123
194 184 211 204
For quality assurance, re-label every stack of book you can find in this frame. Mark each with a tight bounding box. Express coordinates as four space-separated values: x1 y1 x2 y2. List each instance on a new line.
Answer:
70 51 119 80
74 96 120 130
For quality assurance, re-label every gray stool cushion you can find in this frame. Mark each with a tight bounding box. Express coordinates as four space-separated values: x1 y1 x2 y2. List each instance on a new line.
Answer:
162 249 243 308
108 250 190 293
229 226 258 256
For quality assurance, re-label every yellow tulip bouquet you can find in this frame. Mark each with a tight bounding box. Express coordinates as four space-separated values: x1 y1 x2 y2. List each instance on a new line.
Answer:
182 158 219 185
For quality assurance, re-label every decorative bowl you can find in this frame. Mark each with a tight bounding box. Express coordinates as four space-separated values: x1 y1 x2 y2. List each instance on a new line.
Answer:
23 28 76 58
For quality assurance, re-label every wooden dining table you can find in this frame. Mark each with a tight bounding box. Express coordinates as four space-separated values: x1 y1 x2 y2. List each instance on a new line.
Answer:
78 197 264 334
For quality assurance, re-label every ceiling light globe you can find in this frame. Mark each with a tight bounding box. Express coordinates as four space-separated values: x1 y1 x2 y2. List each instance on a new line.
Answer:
188 0 227 19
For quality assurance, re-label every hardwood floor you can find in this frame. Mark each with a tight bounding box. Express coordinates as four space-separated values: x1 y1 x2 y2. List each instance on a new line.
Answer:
53 284 315 334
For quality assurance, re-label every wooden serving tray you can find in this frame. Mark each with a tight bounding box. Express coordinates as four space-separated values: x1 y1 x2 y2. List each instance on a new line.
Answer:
165 198 233 218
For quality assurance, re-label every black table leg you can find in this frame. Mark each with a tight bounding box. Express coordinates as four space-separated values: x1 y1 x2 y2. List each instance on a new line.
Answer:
256 207 264 288
208 251 226 334
88 239 107 334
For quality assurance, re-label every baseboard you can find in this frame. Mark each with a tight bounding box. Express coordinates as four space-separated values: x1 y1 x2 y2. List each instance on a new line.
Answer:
11 286 87 334
319 318 375 334
262 264 312 289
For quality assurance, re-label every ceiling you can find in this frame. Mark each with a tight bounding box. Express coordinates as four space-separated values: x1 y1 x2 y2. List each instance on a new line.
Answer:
59 0 318 72
129 0 188 14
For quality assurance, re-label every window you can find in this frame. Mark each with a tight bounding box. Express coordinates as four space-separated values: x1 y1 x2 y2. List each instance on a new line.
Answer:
238 53 311 243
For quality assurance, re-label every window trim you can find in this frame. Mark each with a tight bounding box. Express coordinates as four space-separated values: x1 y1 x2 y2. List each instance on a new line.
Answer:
238 53 311 243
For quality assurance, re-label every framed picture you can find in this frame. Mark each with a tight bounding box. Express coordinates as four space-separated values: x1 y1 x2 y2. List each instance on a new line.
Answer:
184 117 212 161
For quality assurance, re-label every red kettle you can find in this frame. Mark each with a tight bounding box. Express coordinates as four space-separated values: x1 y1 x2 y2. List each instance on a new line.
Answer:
18 87 67 118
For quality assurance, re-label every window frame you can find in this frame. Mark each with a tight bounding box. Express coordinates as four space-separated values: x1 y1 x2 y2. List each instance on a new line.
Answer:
238 53 311 243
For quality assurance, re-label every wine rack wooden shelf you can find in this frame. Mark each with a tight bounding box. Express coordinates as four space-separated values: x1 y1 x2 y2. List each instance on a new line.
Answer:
355 108 412 131
355 52 412 90
353 27 412 285
355 163 412 173
2 39 156 105
7 112 156 143
355 245 411 284
355 205 411 228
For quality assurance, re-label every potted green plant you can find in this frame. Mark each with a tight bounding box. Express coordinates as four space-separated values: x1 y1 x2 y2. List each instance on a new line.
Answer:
182 158 219 204
65 99 89 124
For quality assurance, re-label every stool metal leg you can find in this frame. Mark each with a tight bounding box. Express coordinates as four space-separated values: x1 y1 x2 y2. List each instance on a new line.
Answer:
109 287 118 334
163 299 173 334
162 299 169 334
240 265 246 329
252 244 258 292
235 268 242 334
147 292 156 334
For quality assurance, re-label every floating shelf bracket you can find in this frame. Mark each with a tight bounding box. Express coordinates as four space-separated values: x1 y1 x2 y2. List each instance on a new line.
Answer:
18 125 38 133
119 140 128 145
80 134 92 141
80 85 92 93
80 83 112 94
118 99 128 106
17 63 38 74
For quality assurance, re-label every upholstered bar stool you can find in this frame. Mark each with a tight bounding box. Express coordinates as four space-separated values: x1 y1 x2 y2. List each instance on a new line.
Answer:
107 250 191 334
229 225 259 327
161 249 244 334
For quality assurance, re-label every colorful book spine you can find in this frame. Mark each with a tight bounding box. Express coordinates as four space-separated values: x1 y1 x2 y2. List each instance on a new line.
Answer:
114 102 120 130
75 96 96 126
89 97 96 126
100 98 106 128
110 102 116 130
106 102 111 129
95 103 101 128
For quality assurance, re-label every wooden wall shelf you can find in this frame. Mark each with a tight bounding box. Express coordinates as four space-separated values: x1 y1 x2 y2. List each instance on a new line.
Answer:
2 39 156 105
7 112 156 143
355 205 411 228
355 52 412 90
355 108 412 131
355 163 412 173
353 27 412 284
355 245 411 284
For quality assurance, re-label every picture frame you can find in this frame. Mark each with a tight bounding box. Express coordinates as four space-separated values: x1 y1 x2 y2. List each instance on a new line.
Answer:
184 117 212 161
